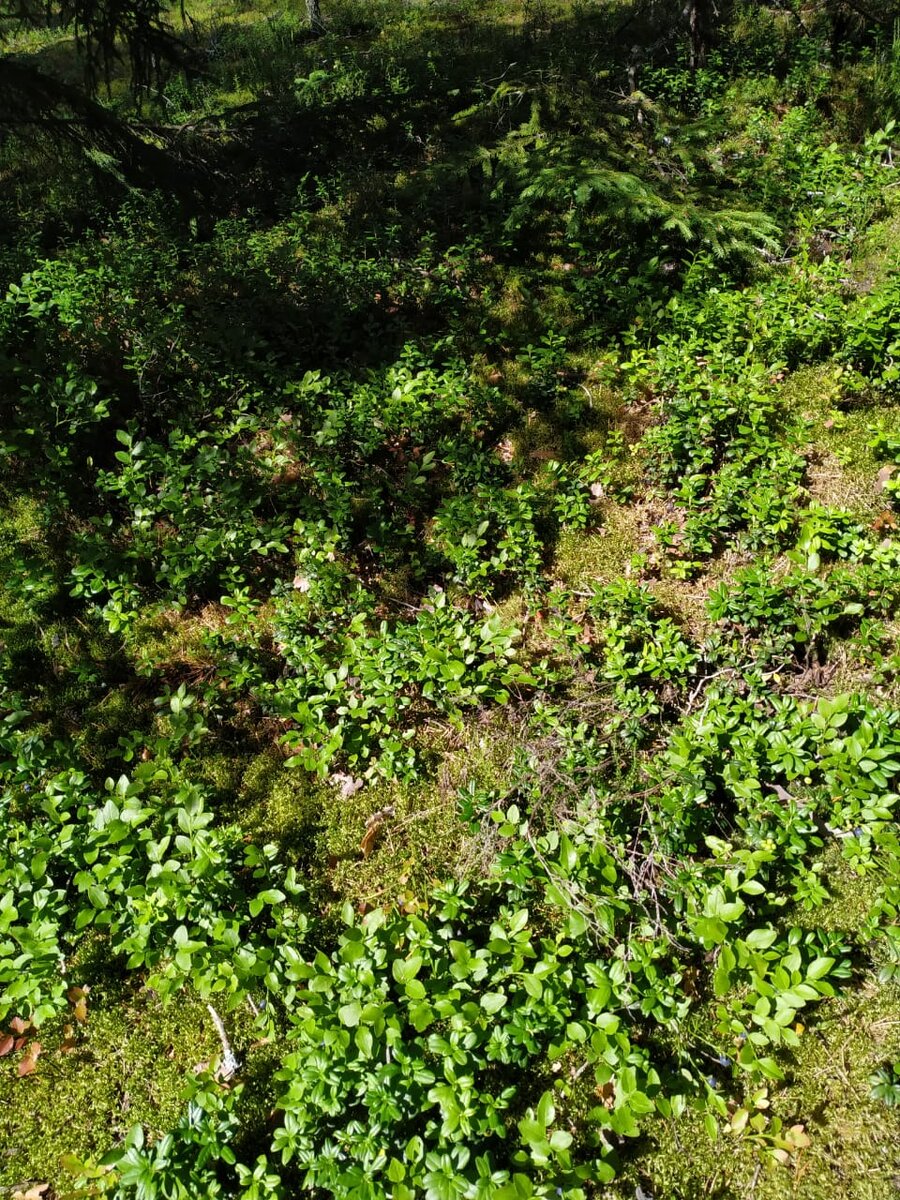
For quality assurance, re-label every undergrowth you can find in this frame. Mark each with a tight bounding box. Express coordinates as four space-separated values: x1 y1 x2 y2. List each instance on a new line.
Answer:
3 1 900 1197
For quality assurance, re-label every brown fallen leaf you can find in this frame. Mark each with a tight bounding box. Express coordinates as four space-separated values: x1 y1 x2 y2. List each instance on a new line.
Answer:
68 985 90 1023
360 806 396 858
9 1016 30 1036
61 1024 78 1053
360 822 381 858
873 509 897 533
17 1041 41 1077
12 1184 49 1200
593 1080 615 1109
0 1034 15 1057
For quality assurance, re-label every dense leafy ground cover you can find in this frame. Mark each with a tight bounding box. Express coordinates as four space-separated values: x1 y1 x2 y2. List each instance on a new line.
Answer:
3 1 900 1196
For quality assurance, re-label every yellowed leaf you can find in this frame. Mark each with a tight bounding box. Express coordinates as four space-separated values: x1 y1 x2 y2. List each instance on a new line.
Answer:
729 1107 749 1134
788 1124 811 1149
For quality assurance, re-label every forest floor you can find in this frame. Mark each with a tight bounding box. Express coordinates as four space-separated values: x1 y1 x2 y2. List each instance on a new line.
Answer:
2 2 900 1197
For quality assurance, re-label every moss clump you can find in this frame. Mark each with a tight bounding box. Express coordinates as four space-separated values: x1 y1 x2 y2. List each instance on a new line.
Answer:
235 746 325 865
124 604 229 678
849 208 900 295
323 715 520 902
233 715 519 910
0 983 221 1191
781 364 900 520
0 494 46 627
606 976 900 1200
553 504 640 590
781 364 846 425
187 748 248 805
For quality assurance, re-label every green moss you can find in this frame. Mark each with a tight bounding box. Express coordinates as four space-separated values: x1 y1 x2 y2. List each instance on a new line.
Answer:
325 715 519 901
812 846 889 935
233 715 519 910
553 505 639 589
123 605 225 678
780 364 900 520
780 364 845 425
0 983 222 1191
850 209 900 295
235 747 325 864
607 977 900 1200
649 572 720 642
817 400 900 480
0 495 46 625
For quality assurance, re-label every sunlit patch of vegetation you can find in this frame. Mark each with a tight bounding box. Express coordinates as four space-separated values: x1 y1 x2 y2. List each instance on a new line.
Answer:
3 0 900 1196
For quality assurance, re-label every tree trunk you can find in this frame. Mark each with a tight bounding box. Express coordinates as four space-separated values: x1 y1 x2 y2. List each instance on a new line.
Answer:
683 0 704 69
306 0 325 35
682 0 717 70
